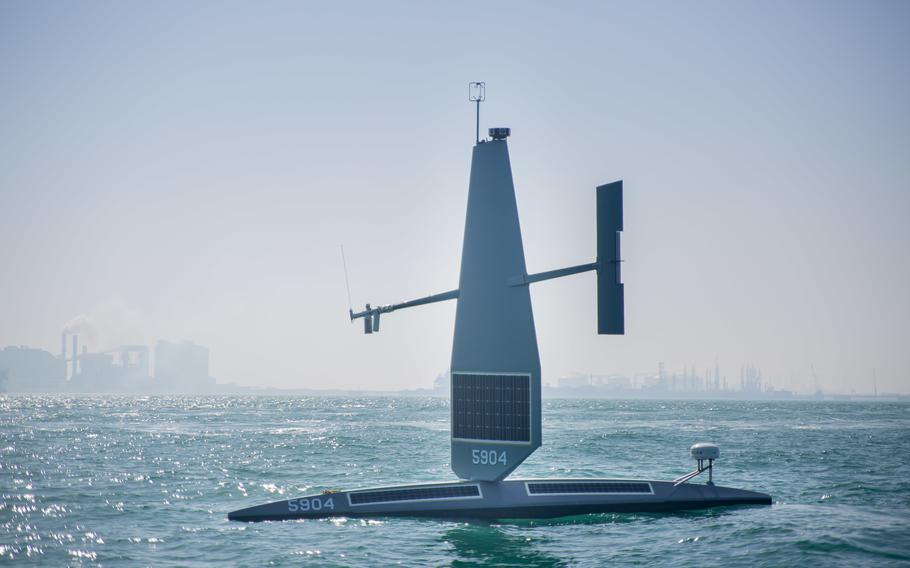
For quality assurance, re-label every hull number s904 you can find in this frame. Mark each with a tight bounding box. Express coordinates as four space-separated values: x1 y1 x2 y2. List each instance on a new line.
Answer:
288 497 334 513
472 449 506 465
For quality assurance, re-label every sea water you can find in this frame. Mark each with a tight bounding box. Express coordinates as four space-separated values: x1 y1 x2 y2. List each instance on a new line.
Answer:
1 396 908 566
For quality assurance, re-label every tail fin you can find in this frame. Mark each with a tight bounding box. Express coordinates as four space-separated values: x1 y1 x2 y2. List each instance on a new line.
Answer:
596 181 624 334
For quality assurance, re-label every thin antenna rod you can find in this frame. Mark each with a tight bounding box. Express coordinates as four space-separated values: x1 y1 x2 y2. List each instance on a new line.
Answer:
469 82 485 144
340 244 353 312
476 98 480 144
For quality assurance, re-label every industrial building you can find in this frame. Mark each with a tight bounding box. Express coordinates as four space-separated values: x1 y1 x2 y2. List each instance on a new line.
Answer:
68 344 150 392
0 346 66 392
153 340 213 392
1 332 213 393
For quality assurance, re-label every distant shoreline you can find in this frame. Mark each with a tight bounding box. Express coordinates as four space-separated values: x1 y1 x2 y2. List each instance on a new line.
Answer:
1 387 906 402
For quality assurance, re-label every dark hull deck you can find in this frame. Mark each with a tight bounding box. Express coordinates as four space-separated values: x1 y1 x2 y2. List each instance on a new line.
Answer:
228 478 771 522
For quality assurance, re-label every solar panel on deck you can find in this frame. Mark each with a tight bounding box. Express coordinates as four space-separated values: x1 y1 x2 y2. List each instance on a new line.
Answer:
349 485 480 505
527 482 652 495
452 373 530 442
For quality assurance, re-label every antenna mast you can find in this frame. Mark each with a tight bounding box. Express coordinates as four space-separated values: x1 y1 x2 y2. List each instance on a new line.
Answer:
340 244 353 314
469 82 485 144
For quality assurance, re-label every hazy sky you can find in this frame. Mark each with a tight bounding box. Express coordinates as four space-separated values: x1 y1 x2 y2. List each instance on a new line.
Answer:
2 1 908 393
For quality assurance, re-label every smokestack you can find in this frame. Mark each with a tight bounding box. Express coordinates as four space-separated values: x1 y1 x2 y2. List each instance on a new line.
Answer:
72 334 78 377
61 332 67 380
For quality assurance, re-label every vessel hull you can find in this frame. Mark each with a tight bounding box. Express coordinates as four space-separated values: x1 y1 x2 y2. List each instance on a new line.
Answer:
227 478 771 522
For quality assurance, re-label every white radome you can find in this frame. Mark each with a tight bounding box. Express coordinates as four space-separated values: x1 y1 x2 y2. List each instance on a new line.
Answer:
690 443 720 461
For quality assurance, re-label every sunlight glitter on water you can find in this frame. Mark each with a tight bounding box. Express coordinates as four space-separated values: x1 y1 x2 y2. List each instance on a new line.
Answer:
1 395 909 566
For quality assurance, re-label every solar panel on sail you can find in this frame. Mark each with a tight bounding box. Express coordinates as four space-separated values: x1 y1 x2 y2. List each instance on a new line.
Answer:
452 373 530 442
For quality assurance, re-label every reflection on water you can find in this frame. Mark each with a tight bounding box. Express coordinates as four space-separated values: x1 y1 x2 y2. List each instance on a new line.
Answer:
445 523 567 567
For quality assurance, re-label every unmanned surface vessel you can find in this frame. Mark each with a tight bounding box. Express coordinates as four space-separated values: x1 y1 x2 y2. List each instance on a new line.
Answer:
229 83 771 522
